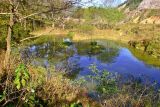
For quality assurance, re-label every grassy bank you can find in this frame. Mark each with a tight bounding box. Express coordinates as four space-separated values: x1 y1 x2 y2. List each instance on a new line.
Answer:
30 27 130 43
1 30 160 106
31 23 160 43
30 22 160 59
28 23 160 69
0 54 100 106
1 55 160 107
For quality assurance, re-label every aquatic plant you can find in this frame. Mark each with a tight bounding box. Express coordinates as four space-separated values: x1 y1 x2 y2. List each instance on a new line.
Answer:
88 64 118 96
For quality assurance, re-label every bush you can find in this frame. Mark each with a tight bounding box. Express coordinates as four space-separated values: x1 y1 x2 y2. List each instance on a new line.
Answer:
88 64 118 96
72 7 125 24
86 64 160 107
0 62 97 106
12 23 31 43
126 0 143 10
0 16 8 49
65 21 78 29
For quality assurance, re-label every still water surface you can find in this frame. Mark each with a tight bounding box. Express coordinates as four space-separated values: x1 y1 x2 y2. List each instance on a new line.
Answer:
21 40 160 84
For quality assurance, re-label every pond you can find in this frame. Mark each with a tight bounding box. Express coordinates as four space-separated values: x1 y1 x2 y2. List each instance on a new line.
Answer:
21 40 160 85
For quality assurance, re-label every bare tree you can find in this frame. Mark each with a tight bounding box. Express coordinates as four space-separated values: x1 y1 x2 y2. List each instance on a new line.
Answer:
3 0 14 69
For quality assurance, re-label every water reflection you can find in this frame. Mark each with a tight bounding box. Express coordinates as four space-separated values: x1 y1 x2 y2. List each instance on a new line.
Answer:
97 48 119 63
21 40 160 84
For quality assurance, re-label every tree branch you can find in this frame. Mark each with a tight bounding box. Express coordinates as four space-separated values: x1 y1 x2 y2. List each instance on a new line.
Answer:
0 13 13 15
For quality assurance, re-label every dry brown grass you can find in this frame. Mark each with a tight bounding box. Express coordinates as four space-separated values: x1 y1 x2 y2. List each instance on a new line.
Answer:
30 27 133 44
73 29 132 43
31 26 152 45
30 23 160 48
28 66 100 107
0 50 21 74
0 48 99 106
31 27 68 36
0 57 100 106
101 94 143 107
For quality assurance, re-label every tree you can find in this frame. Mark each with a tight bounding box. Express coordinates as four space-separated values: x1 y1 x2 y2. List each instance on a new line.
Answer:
0 0 114 69
2 0 14 69
0 0 81 69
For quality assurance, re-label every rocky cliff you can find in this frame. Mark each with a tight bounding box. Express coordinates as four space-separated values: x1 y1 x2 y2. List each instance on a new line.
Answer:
138 0 160 10
118 0 160 24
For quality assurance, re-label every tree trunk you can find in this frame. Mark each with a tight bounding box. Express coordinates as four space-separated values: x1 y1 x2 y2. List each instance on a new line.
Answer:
4 4 14 69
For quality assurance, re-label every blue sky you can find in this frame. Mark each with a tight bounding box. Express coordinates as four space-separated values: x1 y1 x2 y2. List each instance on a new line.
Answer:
81 0 127 7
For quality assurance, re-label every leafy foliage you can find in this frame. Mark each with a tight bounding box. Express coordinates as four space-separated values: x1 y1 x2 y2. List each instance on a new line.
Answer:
88 64 118 95
14 64 30 90
70 102 83 107
0 17 31 48
12 23 31 43
126 0 143 10
0 16 9 49
73 7 124 23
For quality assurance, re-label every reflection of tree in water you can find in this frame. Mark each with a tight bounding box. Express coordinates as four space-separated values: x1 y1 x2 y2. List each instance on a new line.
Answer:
56 55 82 80
75 42 105 56
21 41 119 79
75 42 91 55
21 42 54 60
97 47 119 63
117 73 158 89
21 42 74 66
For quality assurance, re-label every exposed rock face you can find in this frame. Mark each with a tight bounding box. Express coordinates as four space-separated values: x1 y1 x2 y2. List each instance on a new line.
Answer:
118 0 160 24
138 0 160 10
140 16 160 24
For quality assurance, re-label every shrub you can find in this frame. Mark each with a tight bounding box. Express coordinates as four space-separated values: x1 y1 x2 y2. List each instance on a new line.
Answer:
126 0 143 10
88 64 118 96
65 21 78 29
72 7 125 24
12 23 31 43
14 64 29 90
0 16 8 49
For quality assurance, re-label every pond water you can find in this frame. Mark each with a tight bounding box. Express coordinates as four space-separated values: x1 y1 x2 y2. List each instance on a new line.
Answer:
21 40 160 85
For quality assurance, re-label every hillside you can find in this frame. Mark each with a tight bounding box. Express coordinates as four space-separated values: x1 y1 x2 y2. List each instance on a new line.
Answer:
138 0 160 10
118 0 160 24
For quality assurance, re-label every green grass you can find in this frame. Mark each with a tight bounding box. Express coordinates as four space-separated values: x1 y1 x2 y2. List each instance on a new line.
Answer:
73 7 125 24
128 46 160 67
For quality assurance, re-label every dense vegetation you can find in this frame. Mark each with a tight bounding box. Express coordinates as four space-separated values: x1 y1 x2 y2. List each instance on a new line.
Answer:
126 0 143 10
72 7 124 23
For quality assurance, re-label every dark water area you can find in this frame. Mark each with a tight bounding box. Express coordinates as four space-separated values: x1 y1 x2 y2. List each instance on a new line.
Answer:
21 40 160 85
